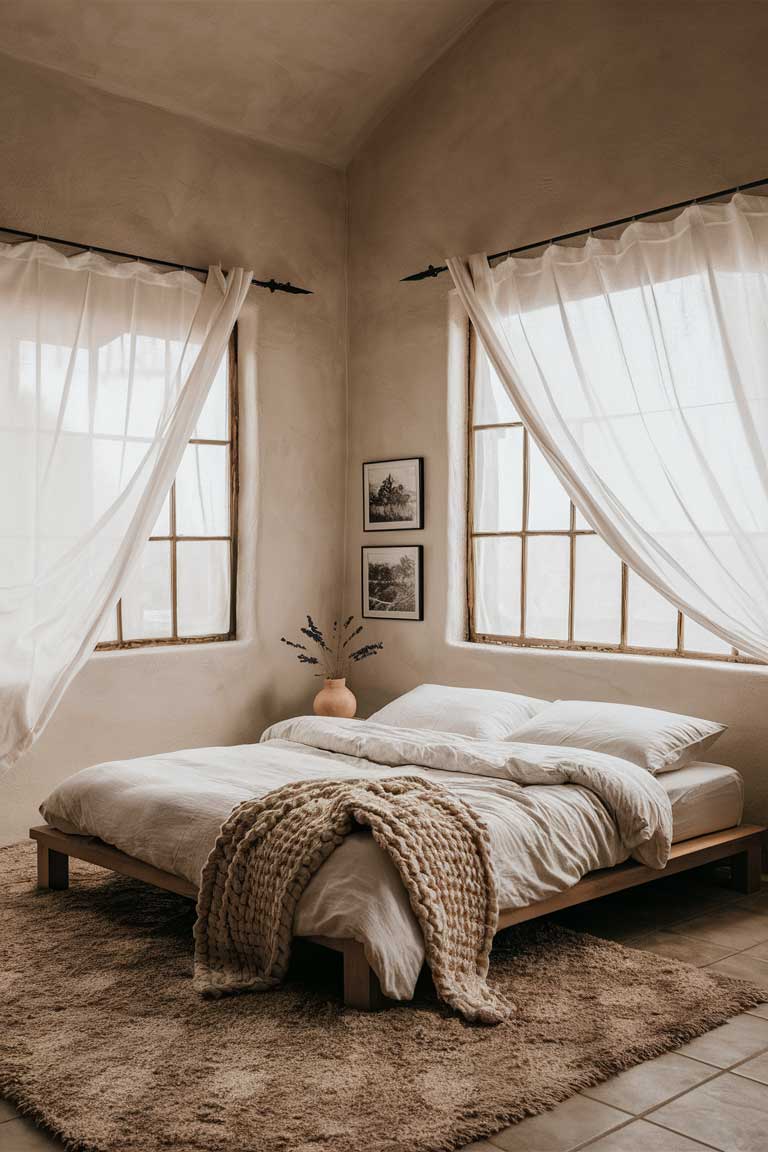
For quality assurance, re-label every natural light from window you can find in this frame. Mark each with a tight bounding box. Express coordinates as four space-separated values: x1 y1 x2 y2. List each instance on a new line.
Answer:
468 332 750 662
85 338 236 649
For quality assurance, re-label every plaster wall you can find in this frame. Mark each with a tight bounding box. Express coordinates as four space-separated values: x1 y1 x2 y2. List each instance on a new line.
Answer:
0 54 347 843
346 0 768 823
0 0 492 167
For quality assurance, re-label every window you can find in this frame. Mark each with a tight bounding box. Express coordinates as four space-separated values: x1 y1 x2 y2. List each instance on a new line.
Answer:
467 328 754 663
97 332 237 649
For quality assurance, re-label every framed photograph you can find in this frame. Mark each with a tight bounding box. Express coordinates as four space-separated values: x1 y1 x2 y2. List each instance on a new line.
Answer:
362 545 423 621
363 457 424 531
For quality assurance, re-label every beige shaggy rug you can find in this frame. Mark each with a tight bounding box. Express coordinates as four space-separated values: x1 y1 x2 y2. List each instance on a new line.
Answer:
1 842 765 1152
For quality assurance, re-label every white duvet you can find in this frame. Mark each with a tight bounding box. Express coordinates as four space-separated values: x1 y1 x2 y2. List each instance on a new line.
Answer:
40 716 672 1000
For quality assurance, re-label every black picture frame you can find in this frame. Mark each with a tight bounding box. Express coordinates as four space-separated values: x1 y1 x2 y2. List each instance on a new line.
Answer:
362 457 424 531
361 545 423 621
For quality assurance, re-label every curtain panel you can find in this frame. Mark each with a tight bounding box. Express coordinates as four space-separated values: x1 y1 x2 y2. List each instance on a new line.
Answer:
0 243 252 767
448 193 768 662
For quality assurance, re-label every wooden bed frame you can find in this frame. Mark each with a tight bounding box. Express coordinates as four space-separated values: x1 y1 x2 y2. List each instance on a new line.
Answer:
30 822 766 1011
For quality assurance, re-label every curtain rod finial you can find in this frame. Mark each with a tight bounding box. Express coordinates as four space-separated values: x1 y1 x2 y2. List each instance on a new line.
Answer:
401 262 449 282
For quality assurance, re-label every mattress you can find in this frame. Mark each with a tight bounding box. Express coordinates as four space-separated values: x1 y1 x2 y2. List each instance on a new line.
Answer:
661 761 744 843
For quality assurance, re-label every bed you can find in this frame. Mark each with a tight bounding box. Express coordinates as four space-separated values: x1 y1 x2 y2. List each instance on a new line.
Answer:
32 688 765 1011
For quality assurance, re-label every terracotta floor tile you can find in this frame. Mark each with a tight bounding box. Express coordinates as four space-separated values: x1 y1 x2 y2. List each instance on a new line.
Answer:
0 1102 18 1124
676 1012 768 1068
741 940 768 961
488 1095 630 1151
668 906 768 949
733 890 768 915
625 930 733 967
732 1049 768 1087
705 952 768 985
0 1118 63 1150
581 1052 716 1114
649 1071 768 1151
578 1117 713 1151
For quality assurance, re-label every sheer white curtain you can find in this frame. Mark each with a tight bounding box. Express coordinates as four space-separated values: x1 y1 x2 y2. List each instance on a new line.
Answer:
0 242 251 766
448 193 768 662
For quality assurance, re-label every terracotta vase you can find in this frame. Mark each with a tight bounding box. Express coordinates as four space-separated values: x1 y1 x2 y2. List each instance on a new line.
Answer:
313 677 356 718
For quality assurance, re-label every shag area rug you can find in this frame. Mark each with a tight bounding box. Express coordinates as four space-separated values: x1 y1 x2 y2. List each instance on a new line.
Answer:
1 842 765 1152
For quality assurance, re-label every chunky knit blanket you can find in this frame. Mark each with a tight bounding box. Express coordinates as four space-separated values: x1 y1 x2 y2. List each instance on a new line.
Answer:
193 774 512 1024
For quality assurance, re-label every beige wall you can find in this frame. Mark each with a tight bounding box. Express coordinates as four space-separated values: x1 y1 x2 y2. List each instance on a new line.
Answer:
0 54 348 842
346 0 768 823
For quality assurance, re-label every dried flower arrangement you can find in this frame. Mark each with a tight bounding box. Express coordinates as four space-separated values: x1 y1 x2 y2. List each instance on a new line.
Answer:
281 615 383 679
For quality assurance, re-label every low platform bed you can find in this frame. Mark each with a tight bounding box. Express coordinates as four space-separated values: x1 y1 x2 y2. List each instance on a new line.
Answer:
30 821 766 1011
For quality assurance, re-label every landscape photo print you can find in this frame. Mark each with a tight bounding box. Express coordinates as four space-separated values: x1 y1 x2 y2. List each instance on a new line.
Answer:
362 545 423 621
363 457 423 530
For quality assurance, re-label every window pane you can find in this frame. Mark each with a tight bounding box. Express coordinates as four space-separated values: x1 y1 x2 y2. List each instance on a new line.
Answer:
121 541 172 639
573 536 621 644
175 444 229 536
525 536 569 640
96 334 168 439
177 540 230 636
193 355 229 440
473 536 521 636
97 609 118 645
573 504 592 530
627 571 678 650
473 346 518 425
20 342 90 433
473 427 523 532
528 438 571 529
151 490 170 537
683 616 732 655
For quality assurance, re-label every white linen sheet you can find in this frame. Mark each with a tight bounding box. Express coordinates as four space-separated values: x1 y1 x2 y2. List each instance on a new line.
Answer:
41 716 673 1000
660 761 743 843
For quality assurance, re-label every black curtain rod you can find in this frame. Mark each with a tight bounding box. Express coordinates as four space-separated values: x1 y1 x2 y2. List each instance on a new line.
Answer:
0 224 312 295
401 175 768 283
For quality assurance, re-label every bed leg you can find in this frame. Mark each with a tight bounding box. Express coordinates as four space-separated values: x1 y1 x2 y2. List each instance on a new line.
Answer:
343 940 383 1010
731 839 763 895
37 842 69 891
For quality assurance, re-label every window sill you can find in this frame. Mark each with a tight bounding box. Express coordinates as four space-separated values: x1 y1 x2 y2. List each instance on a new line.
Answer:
448 636 768 675
92 636 246 660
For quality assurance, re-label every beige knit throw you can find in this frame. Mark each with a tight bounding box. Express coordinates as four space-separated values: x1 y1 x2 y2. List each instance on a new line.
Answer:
193 775 513 1024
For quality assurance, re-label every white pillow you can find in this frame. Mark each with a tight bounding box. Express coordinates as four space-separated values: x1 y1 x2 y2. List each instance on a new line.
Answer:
508 699 726 774
368 683 549 741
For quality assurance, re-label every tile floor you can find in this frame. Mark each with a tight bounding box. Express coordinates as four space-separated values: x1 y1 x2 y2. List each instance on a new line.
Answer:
2 869 768 1151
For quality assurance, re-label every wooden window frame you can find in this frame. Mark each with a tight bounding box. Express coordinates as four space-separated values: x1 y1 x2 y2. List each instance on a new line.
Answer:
97 328 239 651
466 323 758 665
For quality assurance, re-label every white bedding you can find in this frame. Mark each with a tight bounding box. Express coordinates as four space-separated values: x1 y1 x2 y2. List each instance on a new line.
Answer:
40 715 674 1000
660 761 744 843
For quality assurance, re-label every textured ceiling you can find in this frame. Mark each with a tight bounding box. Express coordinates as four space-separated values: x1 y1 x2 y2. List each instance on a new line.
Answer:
0 0 492 167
